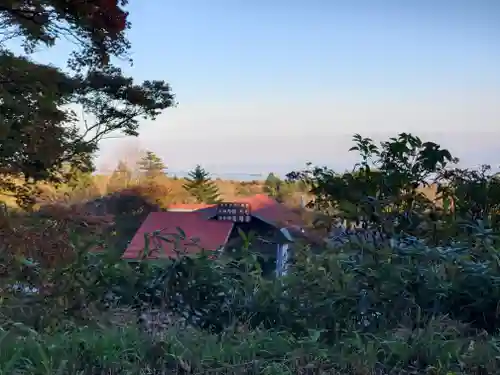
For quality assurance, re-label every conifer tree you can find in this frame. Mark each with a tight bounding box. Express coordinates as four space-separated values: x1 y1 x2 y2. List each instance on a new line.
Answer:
183 165 222 204
137 151 166 179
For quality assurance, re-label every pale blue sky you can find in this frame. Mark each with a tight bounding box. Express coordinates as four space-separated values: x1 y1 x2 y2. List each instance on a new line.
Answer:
12 1 500 177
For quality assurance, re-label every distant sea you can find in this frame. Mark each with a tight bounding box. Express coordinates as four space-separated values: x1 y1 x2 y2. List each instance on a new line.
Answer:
169 170 266 181
96 168 286 181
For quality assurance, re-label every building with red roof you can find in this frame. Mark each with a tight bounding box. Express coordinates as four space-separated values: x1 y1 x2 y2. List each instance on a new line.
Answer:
122 212 233 259
123 194 314 275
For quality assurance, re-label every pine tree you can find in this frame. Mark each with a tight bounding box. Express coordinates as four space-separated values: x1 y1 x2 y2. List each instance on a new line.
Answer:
137 151 166 179
183 165 222 204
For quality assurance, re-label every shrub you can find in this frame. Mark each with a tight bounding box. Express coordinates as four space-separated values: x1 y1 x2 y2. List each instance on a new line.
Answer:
3 132 500 374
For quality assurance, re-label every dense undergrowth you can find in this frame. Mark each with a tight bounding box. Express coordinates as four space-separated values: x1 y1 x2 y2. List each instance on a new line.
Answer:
2 133 500 374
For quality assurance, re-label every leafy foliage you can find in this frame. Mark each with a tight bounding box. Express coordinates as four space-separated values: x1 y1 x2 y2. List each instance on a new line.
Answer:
5 131 500 374
0 0 130 67
0 53 175 181
183 165 222 204
288 133 458 239
82 185 170 252
0 0 175 206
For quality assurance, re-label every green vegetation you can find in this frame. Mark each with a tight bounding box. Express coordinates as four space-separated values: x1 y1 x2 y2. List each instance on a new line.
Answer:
263 172 308 204
263 172 287 202
2 131 500 373
0 1 175 208
2 2 500 374
183 164 222 204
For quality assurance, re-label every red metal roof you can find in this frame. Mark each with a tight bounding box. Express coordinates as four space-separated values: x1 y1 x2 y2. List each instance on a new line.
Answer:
122 212 233 260
167 194 305 228
123 195 310 260
232 194 305 228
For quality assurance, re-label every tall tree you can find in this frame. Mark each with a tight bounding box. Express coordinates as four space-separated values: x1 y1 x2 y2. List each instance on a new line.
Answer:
137 151 166 179
0 1 176 206
0 53 174 181
183 165 221 204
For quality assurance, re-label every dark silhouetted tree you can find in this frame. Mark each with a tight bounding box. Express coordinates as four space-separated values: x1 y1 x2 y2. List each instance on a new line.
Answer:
0 1 176 207
0 0 130 67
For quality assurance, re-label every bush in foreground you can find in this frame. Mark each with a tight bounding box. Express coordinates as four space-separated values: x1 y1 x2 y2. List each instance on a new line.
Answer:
2 226 500 374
